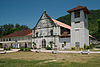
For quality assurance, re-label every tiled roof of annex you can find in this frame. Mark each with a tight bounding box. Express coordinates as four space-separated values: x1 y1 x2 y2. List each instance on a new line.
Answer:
0 29 32 38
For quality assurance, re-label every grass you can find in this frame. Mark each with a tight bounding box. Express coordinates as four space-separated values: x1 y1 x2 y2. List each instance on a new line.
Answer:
0 51 100 67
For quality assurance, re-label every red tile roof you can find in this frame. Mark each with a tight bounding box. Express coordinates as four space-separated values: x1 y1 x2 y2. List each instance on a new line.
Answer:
0 29 32 38
52 19 71 29
67 5 90 14
89 35 96 39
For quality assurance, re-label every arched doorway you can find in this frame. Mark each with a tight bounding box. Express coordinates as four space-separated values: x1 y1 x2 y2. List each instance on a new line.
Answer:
42 39 46 48
25 43 27 48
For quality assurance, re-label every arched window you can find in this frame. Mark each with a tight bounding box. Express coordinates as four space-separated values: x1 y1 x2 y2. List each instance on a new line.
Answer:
36 32 38 37
3 39 5 41
9 38 11 41
50 30 53 36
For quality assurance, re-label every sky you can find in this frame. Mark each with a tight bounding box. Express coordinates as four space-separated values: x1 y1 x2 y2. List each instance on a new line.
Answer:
0 0 100 29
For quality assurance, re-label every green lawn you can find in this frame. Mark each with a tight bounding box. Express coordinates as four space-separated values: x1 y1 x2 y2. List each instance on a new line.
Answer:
0 52 100 67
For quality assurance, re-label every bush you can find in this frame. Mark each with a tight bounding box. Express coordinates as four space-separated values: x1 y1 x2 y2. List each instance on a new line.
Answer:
89 44 93 49
86 45 90 49
46 46 52 50
20 48 24 51
84 44 92 49
25 48 31 51
79 47 83 50
4 47 11 50
71 47 75 50
20 48 31 51
95 45 100 48
84 44 86 49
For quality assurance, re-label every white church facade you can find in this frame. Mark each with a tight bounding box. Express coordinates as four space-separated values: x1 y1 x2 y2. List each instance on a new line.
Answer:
32 5 96 49
32 10 71 49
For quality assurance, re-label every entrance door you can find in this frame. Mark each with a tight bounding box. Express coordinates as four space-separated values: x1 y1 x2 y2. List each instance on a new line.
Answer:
42 39 46 48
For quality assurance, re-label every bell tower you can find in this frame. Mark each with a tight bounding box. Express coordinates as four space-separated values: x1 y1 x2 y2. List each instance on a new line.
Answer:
67 5 90 48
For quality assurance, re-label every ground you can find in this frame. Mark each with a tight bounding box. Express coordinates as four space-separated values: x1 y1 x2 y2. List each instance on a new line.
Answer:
0 51 100 67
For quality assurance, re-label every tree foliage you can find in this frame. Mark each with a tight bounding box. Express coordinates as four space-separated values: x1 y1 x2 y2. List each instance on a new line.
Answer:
57 10 100 40
0 24 30 37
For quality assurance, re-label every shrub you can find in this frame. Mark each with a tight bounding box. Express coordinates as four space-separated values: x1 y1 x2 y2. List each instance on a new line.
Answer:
4 47 11 50
46 46 52 50
84 44 91 49
84 44 86 49
79 47 83 50
20 48 24 51
86 45 90 49
25 48 31 51
71 47 75 50
95 45 100 48
89 44 93 49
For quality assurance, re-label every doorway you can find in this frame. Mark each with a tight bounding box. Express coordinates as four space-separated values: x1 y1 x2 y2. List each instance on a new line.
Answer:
42 39 46 48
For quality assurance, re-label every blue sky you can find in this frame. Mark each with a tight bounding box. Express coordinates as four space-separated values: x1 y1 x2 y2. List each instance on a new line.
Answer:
0 0 100 28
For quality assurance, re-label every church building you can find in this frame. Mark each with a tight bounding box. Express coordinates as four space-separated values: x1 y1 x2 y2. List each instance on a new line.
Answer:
32 5 96 49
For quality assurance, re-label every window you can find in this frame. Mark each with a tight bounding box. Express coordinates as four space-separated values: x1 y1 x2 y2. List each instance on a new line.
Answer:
50 30 53 36
62 44 64 48
75 21 80 24
75 29 79 31
6 39 8 41
36 32 38 37
0 39 2 42
62 42 66 48
75 11 80 18
9 38 11 41
64 41 66 45
75 42 80 48
3 39 5 41
75 42 80 45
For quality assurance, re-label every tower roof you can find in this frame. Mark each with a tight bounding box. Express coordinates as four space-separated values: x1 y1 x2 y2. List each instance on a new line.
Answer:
67 5 90 14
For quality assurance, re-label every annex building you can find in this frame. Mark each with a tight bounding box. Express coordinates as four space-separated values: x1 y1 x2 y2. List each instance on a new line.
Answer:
0 29 32 48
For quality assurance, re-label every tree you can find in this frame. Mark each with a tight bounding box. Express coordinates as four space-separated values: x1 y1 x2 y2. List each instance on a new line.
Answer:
20 25 29 30
94 19 100 40
0 24 30 37
97 19 100 32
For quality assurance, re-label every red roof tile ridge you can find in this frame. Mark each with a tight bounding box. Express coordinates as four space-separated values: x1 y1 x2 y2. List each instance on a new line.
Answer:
0 29 32 38
52 18 71 29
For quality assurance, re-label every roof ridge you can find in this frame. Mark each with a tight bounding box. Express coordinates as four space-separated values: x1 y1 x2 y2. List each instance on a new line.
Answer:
51 18 71 29
0 29 32 38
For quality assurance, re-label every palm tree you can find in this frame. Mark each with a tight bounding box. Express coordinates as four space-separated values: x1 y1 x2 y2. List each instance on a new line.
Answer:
49 41 54 49
33 42 36 49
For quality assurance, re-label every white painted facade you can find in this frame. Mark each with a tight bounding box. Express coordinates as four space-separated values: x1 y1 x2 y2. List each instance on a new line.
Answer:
32 11 70 49
0 35 32 48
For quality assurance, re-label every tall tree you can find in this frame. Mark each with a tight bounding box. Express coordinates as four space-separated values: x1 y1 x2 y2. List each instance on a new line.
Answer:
0 24 30 37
